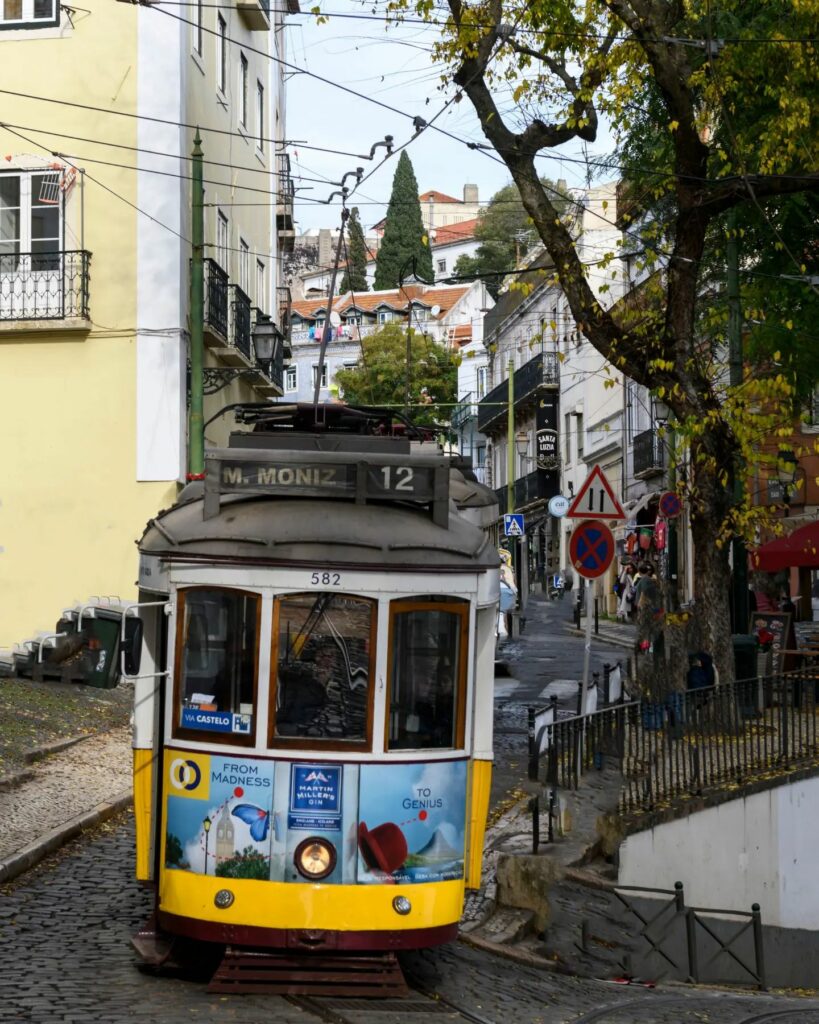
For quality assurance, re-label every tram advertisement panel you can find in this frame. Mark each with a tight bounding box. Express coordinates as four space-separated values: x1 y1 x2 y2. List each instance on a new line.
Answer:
163 754 466 885
164 753 275 879
357 761 467 885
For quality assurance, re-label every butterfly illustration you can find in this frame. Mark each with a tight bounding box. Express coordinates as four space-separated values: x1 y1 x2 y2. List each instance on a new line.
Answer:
231 803 270 842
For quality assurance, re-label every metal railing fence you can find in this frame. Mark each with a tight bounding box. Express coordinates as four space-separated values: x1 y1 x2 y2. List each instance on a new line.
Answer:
0 250 90 321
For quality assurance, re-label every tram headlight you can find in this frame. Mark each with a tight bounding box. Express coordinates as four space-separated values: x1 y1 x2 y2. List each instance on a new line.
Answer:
294 837 337 881
214 889 235 909
392 895 412 916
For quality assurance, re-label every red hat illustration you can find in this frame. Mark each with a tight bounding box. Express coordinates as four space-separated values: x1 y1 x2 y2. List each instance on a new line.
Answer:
358 821 408 874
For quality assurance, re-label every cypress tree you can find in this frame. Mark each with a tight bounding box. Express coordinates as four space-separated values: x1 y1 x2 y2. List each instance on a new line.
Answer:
339 207 369 293
373 152 434 290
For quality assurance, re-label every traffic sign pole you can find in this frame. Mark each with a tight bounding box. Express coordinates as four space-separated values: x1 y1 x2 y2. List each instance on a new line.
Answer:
582 580 594 712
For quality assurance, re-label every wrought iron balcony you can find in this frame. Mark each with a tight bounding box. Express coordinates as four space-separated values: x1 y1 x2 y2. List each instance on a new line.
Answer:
230 284 252 361
477 350 559 434
277 284 292 356
451 392 477 430
494 468 559 511
277 154 295 251
204 258 228 340
0 250 90 322
632 428 665 478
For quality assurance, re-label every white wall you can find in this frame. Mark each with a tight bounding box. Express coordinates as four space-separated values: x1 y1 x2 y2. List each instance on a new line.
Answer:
619 774 819 929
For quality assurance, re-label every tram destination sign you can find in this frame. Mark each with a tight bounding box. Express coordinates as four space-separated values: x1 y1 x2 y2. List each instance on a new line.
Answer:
204 452 449 527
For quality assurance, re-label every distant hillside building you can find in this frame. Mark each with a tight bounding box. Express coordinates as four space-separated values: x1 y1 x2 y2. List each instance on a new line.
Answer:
372 184 481 237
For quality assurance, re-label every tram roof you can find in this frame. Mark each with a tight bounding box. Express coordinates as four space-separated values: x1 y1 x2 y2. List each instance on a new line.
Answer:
138 433 499 572
138 493 498 571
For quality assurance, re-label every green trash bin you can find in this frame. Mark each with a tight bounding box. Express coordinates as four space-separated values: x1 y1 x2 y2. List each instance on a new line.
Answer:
82 608 124 688
733 633 759 716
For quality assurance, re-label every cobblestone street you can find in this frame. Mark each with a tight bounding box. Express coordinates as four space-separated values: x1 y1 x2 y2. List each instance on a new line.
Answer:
2 816 819 1024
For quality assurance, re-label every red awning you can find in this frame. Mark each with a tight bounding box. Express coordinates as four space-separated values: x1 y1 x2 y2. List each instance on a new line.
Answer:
752 519 819 572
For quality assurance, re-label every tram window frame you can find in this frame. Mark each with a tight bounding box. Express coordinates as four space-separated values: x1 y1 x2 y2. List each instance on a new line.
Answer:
269 592 377 751
385 598 469 752
172 586 261 748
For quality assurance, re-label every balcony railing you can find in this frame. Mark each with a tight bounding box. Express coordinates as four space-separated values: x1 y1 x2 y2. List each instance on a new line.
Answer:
230 284 252 360
0 250 90 322
237 0 270 30
632 428 665 478
204 258 228 340
277 154 295 248
451 392 477 430
494 468 558 510
477 350 559 434
277 284 292 355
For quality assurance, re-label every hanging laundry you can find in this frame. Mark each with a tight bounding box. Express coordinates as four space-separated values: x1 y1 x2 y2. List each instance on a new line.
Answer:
638 527 653 551
625 532 638 555
654 520 667 550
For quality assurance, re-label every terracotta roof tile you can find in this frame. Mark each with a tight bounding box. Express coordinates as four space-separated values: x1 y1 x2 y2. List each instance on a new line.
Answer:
419 190 462 204
291 285 471 321
433 218 480 245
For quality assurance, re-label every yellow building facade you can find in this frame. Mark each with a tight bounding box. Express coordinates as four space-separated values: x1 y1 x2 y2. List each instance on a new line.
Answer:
0 0 293 647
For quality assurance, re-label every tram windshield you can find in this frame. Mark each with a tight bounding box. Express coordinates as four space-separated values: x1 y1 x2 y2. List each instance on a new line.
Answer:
272 593 374 746
175 588 259 741
387 599 467 750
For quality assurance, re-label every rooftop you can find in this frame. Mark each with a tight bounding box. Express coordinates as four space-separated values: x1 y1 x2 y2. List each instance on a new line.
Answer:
291 283 473 320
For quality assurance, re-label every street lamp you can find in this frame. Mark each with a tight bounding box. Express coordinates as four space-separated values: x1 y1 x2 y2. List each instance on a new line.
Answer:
515 429 530 458
777 449 799 516
203 815 212 875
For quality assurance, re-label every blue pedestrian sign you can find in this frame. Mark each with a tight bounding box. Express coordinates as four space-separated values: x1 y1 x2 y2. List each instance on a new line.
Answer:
503 513 525 537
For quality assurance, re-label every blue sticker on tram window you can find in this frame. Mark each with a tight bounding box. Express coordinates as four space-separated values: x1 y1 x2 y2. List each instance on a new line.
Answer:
288 764 342 831
181 707 234 732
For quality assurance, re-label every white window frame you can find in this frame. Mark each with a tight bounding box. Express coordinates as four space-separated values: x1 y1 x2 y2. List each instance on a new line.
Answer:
216 15 227 96
238 237 249 293
255 81 265 152
192 0 203 55
312 363 328 389
377 309 397 324
239 53 249 127
0 169 63 258
284 365 297 392
437 258 446 273
476 365 488 399
0 0 58 28
256 258 265 310
216 210 229 271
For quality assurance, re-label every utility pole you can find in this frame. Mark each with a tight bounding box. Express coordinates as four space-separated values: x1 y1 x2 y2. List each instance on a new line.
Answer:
313 207 349 417
728 209 749 634
506 356 515 515
188 131 205 480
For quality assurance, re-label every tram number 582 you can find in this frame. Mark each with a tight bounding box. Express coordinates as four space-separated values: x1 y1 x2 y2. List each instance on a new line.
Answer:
310 572 341 586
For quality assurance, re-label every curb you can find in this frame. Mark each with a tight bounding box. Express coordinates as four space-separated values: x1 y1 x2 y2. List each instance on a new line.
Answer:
0 790 132 886
24 732 94 764
565 624 636 652
0 769 36 792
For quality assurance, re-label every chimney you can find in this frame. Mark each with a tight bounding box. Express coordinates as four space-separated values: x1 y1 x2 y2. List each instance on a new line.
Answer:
463 183 479 204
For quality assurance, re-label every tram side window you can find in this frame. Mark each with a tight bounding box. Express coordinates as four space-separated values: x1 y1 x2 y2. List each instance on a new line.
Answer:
176 589 259 739
272 593 374 745
387 600 467 751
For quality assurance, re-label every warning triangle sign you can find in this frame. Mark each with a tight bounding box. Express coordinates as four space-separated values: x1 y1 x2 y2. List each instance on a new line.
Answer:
566 465 626 520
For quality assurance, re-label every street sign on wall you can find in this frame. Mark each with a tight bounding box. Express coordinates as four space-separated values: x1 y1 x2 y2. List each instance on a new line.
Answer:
566 465 626 520
569 519 615 579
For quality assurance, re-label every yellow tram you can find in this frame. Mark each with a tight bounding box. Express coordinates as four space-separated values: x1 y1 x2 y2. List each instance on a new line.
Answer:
129 404 498 978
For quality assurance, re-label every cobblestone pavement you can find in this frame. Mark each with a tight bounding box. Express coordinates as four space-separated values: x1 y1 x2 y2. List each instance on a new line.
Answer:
0 727 131 863
3 817 819 1024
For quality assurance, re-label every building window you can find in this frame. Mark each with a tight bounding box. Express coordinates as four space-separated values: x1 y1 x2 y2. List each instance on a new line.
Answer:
1 0 58 27
238 238 249 292
192 0 203 55
256 258 265 309
476 366 488 399
345 313 361 325
216 210 229 271
312 364 328 388
378 309 397 324
564 412 572 465
239 53 248 127
0 170 65 318
256 81 265 151
576 413 584 457
437 258 446 273
285 365 297 392
410 304 430 322
216 15 227 95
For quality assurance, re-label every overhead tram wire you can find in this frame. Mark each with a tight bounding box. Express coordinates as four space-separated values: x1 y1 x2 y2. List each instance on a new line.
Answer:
144 1 819 44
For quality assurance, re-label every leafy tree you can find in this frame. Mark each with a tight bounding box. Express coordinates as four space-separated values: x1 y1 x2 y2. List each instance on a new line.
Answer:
388 0 819 682
334 324 458 426
454 180 567 298
339 207 369 293
215 846 269 880
374 152 434 289
165 833 183 867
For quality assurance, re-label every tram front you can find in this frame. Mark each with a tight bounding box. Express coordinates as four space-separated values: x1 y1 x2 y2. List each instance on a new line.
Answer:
131 418 499 968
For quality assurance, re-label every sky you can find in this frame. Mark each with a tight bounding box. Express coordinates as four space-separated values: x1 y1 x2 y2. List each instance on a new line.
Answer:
283 4 614 234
